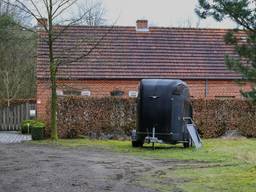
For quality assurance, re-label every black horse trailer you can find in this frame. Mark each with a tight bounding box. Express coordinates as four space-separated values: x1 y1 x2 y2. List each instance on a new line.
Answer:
131 79 201 148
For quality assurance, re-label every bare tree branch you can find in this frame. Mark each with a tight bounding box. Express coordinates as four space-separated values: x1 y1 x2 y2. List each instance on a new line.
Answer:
1 0 111 140
52 0 77 19
28 0 44 19
76 0 105 26
51 7 95 42
2 0 49 31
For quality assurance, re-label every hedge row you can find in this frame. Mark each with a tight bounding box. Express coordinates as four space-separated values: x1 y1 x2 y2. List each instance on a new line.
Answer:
52 97 256 138
54 97 136 138
192 99 256 138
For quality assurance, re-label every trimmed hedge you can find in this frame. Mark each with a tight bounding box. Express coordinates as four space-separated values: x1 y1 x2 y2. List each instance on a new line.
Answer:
192 99 256 138
52 97 256 138
54 97 136 138
21 119 45 134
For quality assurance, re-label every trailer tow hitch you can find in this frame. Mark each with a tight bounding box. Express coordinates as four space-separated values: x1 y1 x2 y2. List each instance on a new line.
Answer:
145 127 163 150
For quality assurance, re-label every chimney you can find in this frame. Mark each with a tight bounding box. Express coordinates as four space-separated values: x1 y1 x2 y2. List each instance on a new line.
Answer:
37 18 47 30
136 20 149 32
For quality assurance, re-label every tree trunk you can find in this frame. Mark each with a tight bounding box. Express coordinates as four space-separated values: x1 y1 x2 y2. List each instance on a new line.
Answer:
50 68 58 140
48 0 58 140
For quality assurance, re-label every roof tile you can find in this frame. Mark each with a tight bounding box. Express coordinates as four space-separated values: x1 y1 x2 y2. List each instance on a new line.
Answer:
37 26 241 80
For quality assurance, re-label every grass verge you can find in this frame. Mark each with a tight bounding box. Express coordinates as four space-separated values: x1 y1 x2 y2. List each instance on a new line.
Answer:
31 138 256 192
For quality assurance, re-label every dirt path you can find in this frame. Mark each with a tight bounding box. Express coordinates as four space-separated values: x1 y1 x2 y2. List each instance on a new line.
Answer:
0 143 202 192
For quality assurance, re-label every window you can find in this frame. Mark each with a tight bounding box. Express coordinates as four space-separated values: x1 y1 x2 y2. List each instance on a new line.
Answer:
81 90 91 96
63 90 81 96
215 96 235 100
59 89 91 96
56 90 64 96
110 90 124 97
240 36 247 42
128 91 138 97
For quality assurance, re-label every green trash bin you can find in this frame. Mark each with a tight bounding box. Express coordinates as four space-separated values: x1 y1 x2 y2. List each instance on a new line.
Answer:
30 121 45 140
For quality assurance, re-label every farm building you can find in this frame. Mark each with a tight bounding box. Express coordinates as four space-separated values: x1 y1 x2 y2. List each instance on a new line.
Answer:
36 19 250 120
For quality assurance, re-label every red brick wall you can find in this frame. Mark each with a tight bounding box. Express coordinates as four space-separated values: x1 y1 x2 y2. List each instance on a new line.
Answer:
207 80 250 98
187 80 251 99
36 79 250 120
36 80 51 120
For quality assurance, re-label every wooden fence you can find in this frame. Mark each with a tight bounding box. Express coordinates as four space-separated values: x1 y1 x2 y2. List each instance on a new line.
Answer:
0 102 36 131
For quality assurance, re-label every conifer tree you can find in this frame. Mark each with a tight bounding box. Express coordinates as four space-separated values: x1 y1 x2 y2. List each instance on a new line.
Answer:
196 0 256 101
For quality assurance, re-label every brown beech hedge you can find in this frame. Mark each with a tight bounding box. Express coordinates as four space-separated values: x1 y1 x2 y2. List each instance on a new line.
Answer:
55 97 136 138
52 97 256 138
192 99 256 138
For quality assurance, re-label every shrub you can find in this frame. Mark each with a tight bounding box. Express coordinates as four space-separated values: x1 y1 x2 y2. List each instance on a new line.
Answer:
31 120 45 129
21 120 34 134
21 119 45 134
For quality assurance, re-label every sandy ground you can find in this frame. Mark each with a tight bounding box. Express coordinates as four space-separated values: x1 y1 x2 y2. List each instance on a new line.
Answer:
0 143 201 192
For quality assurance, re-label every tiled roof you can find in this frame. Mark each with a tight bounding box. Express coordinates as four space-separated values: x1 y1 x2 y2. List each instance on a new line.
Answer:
37 26 241 80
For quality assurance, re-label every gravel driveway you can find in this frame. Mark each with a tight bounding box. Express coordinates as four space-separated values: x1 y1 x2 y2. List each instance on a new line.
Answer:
0 143 202 192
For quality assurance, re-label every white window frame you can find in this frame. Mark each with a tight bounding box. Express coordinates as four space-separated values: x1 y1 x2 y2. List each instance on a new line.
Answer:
128 91 138 98
56 90 64 96
81 90 91 96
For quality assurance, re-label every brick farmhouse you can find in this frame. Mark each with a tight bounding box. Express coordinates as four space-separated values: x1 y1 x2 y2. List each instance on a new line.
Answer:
36 20 250 120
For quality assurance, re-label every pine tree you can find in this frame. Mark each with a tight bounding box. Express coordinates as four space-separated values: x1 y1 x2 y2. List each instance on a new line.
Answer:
196 0 256 101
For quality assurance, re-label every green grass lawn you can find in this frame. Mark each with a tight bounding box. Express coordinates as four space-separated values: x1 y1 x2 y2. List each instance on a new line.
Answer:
32 138 256 192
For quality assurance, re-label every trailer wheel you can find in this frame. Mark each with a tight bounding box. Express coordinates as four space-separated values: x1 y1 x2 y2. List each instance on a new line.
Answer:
132 140 143 147
183 138 193 148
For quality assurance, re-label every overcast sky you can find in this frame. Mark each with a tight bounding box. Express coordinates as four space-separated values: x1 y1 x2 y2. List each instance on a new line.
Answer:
101 0 236 28
26 0 236 28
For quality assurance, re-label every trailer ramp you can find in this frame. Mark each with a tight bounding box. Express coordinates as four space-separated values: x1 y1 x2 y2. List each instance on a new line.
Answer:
186 124 202 149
